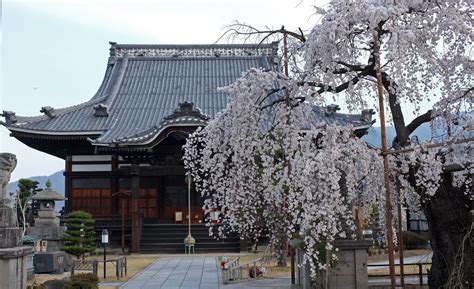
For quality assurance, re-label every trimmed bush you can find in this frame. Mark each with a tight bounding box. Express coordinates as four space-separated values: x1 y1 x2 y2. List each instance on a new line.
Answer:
402 231 428 250
64 273 98 289
41 280 65 289
63 211 96 259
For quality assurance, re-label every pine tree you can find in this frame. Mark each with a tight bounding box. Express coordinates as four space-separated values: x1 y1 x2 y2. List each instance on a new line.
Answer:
63 211 96 259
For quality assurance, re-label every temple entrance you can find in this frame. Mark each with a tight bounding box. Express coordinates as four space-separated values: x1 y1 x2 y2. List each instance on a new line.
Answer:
162 175 204 223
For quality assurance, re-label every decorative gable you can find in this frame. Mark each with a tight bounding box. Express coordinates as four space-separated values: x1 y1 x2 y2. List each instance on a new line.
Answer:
163 101 210 122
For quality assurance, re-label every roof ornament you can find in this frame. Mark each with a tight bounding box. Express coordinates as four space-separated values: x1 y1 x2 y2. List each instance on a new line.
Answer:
172 51 183 57
108 41 117 64
0 111 17 125
40 106 56 118
163 101 210 121
325 104 340 117
109 41 117 57
361 109 375 123
93 103 109 117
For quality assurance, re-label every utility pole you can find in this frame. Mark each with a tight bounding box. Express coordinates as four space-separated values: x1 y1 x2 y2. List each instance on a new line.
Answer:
283 29 296 285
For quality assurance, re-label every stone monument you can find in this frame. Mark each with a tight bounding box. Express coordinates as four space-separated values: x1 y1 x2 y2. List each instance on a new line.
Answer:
0 153 34 289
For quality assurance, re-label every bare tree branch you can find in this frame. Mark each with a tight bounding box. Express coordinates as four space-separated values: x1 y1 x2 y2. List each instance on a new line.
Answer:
217 22 306 44
406 109 433 135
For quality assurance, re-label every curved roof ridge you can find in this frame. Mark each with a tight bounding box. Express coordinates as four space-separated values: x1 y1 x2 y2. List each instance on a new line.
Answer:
109 41 280 59
91 60 115 100
111 42 279 49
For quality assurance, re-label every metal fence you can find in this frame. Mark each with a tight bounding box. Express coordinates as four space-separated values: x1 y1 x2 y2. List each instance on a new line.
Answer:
368 262 431 285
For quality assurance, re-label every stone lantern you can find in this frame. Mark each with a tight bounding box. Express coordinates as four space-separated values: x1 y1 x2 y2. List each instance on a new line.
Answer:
27 180 66 252
31 180 64 227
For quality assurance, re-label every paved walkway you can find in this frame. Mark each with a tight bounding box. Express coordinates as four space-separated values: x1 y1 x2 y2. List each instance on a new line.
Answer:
120 256 220 289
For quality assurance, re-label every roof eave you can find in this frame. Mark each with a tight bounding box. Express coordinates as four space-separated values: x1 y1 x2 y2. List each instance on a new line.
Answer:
7 126 104 137
90 122 206 148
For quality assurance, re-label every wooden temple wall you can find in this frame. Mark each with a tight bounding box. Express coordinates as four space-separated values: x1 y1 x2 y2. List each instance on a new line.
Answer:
64 154 198 221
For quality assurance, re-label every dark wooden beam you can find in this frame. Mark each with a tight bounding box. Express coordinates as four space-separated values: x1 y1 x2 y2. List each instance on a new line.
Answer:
111 155 119 215
119 166 186 177
130 163 140 253
64 155 73 214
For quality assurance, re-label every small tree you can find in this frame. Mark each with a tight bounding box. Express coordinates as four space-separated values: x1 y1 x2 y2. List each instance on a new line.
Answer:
15 178 40 237
63 211 96 259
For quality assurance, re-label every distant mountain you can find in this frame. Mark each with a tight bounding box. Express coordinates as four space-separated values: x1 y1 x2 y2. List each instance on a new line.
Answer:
7 170 65 210
362 122 441 148
364 111 473 147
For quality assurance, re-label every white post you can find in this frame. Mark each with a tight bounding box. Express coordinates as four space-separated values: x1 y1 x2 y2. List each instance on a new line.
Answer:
188 173 191 235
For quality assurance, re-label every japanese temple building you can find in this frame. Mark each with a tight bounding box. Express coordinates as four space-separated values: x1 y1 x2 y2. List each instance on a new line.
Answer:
2 42 374 253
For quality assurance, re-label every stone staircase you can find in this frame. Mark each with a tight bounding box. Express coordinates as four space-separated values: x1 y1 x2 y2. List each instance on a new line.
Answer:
139 223 241 253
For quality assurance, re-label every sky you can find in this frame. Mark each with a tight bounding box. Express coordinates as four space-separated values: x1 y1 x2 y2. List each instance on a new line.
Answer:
0 0 439 181
1 0 324 181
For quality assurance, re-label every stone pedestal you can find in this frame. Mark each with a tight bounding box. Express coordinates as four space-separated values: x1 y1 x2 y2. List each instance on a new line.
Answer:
0 153 34 289
0 204 22 248
296 239 372 289
0 247 33 289
0 201 33 289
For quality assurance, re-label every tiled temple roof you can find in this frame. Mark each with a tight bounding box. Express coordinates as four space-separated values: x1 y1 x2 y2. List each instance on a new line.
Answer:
2 42 373 148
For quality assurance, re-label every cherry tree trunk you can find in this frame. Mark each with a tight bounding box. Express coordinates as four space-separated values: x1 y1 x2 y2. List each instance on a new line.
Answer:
422 173 472 288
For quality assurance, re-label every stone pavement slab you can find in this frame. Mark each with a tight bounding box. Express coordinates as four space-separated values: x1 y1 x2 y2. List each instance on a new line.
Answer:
222 277 298 289
120 256 220 289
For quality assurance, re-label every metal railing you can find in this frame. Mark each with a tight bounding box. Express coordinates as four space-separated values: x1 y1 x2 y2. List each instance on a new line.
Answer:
368 262 431 285
71 259 98 276
72 257 127 280
221 257 267 284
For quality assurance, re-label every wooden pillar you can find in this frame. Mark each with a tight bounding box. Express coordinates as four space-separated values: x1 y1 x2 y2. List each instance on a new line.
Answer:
239 237 248 253
111 155 119 215
131 163 140 253
158 177 165 219
64 156 73 214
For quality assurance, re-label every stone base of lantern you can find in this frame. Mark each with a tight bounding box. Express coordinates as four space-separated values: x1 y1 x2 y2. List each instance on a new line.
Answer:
296 239 372 289
27 225 65 252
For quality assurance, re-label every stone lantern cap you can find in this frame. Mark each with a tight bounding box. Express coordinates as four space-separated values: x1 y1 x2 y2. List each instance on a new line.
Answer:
31 180 65 201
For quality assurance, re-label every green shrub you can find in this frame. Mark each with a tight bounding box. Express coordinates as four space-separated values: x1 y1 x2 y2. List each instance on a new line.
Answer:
41 280 65 289
71 273 98 283
402 231 428 250
64 280 97 289
64 273 98 289
62 211 96 259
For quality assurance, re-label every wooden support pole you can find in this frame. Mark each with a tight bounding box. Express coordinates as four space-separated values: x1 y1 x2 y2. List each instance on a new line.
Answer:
113 190 130 255
373 30 397 289
396 179 405 287
290 246 295 285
